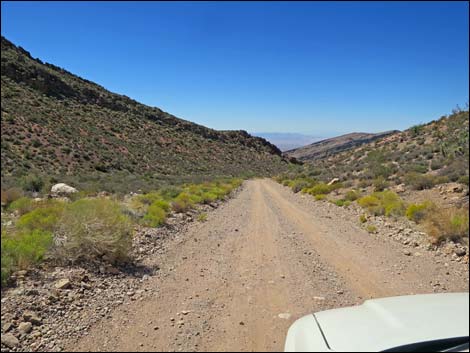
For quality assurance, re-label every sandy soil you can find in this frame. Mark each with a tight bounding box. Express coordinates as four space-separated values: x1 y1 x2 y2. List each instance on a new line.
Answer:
67 179 469 352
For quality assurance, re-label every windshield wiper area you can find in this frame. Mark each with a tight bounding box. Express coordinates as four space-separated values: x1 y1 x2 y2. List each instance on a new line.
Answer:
382 336 469 352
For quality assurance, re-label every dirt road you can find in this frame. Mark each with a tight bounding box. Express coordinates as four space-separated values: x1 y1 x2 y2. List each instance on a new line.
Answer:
69 179 469 352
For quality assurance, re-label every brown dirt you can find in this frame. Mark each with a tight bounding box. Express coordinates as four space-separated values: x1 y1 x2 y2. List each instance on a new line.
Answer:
67 179 469 352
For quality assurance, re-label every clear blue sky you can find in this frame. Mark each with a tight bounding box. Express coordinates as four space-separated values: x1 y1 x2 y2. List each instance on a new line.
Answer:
2 1 468 136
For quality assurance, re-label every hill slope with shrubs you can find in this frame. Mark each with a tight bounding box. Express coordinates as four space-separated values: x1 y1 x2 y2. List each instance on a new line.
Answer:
294 109 469 189
1 37 288 193
285 130 399 161
276 109 469 247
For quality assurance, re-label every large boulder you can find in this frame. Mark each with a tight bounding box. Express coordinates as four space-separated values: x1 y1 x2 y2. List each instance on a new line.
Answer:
51 183 78 197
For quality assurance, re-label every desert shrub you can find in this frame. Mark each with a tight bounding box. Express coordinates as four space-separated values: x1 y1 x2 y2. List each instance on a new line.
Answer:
359 214 367 223
424 207 469 243
439 159 469 182
345 190 360 201
315 194 326 201
16 204 64 232
142 201 168 227
8 197 35 215
358 191 405 217
201 192 218 204
358 179 372 188
1 188 23 207
305 182 342 196
373 176 389 191
171 192 194 213
358 195 383 215
55 198 133 264
458 175 469 186
289 178 316 193
409 124 425 137
406 201 435 223
366 225 378 233
1 229 53 286
333 199 345 207
150 199 170 212
197 213 208 222
433 176 450 185
404 172 435 190
430 158 445 171
20 174 44 193
137 192 163 205
158 186 182 201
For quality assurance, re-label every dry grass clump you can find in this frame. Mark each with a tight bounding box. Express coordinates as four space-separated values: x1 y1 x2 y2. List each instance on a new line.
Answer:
423 207 469 244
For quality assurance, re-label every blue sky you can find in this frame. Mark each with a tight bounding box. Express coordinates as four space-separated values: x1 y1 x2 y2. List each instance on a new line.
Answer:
1 1 468 136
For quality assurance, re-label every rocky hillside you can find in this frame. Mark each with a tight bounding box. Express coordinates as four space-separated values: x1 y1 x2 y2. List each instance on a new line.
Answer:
306 110 469 189
285 130 399 161
1 37 288 192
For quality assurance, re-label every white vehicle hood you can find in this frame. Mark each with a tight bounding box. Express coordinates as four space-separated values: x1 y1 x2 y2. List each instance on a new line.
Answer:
285 292 469 352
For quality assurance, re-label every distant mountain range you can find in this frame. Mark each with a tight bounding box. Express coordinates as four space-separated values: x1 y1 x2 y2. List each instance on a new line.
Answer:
253 132 324 152
284 131 400 161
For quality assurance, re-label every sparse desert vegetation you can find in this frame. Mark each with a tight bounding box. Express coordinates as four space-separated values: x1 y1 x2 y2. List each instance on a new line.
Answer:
275 109 469 247
1 178 242 287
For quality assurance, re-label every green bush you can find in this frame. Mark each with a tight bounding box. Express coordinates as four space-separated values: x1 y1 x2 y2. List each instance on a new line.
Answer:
171 192 194 213
158 186 182 201
289 178 316 193
345 190 360 201
404 172 435 190
406 202 434 223
8 197 35 215
373 176 389 191
359 214 367 223
142 201 168 227
458 175 469 186
305 182 342 196
55 198 133 264
136 192 163 205
315 194 326 201
366 225 378 234
20 174 44 192
357 195 383 215
16 204 64 232
358 191 405 217
201 192 218 204
409 124 425 137
333 199 349 207
1 229 53 286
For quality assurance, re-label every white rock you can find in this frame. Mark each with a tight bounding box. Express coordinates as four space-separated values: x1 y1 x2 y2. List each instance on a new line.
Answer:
51 183 78 196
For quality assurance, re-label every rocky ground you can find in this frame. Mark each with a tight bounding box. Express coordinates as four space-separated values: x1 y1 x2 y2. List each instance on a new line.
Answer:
1 179 468 352
0 197 229 352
